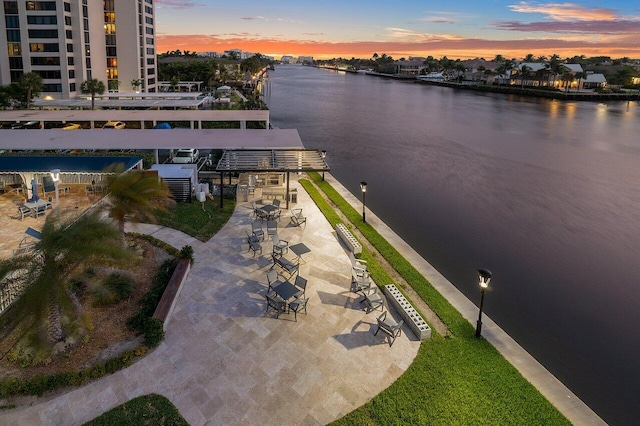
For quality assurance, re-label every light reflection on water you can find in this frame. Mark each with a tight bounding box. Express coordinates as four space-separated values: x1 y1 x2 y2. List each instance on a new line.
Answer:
265 65 640 424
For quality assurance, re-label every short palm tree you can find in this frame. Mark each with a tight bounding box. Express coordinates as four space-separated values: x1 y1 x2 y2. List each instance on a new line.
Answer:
103 168 174 242
0 212 131 364
80 78 105 110
19 72 43 108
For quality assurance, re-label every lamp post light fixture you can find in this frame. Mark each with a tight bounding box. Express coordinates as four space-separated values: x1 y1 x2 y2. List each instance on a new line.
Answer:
475 268 492 338
321 150 327 181
360 181 367 223
50 168 61 221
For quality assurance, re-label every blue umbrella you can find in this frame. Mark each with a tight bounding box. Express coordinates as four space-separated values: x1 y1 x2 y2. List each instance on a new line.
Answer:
30 178 40 202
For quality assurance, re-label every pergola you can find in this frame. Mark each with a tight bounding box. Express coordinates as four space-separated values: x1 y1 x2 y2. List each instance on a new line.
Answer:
215 149 330 208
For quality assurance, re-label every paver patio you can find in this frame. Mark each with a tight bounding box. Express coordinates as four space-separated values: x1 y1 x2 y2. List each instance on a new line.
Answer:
0 177 420 425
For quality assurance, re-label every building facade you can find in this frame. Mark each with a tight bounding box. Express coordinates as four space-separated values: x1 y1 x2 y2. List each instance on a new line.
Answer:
1 0 157 100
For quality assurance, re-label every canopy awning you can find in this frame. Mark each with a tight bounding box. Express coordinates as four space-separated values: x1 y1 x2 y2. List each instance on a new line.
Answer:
215 149 329 173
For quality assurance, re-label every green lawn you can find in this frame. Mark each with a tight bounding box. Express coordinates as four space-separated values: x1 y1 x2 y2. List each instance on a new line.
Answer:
155 196 236 241
83 394 188 426
301 174 570 426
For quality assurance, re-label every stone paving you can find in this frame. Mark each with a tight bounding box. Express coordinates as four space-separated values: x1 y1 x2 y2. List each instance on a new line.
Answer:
0 177 420 425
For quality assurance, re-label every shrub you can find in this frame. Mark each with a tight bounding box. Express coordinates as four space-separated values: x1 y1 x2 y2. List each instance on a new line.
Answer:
91 272 135 307
179 245 194 264
144 318 164 347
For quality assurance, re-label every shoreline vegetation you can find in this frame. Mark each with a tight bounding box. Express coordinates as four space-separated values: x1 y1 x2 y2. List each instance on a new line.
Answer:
314 65 640 101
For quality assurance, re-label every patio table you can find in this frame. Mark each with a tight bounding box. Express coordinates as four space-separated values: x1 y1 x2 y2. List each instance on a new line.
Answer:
289 243 311 264
273 279 301 303
260 204 279 220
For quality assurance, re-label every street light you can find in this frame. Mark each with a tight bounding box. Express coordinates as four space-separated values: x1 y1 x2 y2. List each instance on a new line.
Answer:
360 181 367 223
321 150 327 181
50 168 61 221
475 268 492 338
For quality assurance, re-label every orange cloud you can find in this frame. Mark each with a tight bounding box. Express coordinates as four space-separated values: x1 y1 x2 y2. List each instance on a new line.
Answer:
156 34 640 60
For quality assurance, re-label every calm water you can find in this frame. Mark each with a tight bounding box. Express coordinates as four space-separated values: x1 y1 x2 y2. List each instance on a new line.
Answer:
264 65 640 424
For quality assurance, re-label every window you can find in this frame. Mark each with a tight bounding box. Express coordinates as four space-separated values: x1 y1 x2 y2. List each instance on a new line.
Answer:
5 15 19 28
146 27 154 35
146 47 154 55
30 42 59 52
64 16 71 25
147 77 155 85
26 1 56 11
84 32 89 43
106 68 118 79
28 29 59 38
67 56 74 65
27 15 58 25
145 16 153 24
147 68 155 75
106 46 116 56
145 0 153 4
6 29 20 42
35 70 61 79
145 5 152 14
4 1 19 14
146 37 154 45
146 58 155 65
104 23 115 34
105 34 115 45
85 58 91 68
10 70 23 82
9 56 23 69
42 83 62 92
107 57 117 67
68 69 74 78
63 2 70 12
66 30 72 39
31 56 60 65
104 0 114 9
66 43 73 52
69 82 76 92
104 12 115 23
7 42 21 55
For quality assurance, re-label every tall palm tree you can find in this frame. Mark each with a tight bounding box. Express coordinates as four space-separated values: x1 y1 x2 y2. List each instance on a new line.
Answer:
80 78 105 110
0 212 130 363
519 65 533 88
103 168 174 242
19 72 43 108
574 71 587 92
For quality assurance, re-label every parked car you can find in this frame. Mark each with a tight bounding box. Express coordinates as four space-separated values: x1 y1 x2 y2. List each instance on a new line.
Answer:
102 121 126 129
11 121 41 129
172 148 200 164
61 123 81 130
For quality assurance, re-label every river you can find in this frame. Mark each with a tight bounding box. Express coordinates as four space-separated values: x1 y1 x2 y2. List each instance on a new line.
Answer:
264 64 640 425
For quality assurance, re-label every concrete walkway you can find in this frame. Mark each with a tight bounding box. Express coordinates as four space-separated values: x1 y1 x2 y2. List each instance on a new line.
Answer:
325 174 606 426
0 177 419 425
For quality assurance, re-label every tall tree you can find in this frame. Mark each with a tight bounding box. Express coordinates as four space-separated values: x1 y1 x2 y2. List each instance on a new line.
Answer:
102 168 174 243
80 78 105 110
19 72 43 108
0 212 130 364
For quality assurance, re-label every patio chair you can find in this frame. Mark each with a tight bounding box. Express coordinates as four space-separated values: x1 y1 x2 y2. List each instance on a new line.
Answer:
351 270 372 294
272 199 281 209
349 251 368 273
362 288 384 313
266 220 278 239
272 232 289 255
290 208 307 227
270 209 281 222
245 230 262 257
289 297 309 322
266 269 282 292
46 196 53 209
271 253 299 278
18 205 32 220
265 291 287 319
294 275 307 298
251 202 259 219
13 226 42 256
375 311 404 347
251 221 265 241
256 208 268 222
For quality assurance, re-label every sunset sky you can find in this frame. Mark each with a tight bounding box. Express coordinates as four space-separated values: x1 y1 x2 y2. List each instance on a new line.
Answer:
154 1 640 60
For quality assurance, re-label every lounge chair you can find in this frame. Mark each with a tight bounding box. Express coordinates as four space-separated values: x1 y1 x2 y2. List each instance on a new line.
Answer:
290 208 307 227
375 311 404 346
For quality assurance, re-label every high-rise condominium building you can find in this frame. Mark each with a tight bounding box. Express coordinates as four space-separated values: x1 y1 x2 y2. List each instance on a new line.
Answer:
0 0 157 99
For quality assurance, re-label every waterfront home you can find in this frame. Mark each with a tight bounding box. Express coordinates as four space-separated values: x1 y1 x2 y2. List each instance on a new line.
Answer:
394 59 428 76
582 72 608 90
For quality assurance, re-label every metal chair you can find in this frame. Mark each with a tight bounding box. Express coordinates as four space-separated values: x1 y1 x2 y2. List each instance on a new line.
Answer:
266 269 282 292
265 291 287 319
375 311 404 346
245 230 262 257
362 288 384 313
272 232 289 255
294 275 307 298
266 220 278 239
251 221 265 241
289 297 309 322
290 208 307 227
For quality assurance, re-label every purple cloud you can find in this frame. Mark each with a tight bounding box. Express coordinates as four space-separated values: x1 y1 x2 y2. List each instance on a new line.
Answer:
155 0 199 9
496 19 640 34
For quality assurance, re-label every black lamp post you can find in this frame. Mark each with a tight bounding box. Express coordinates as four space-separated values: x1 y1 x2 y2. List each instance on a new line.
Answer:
50 168 61 221
321 150 327 181
360 181 367 223
475 268 492 338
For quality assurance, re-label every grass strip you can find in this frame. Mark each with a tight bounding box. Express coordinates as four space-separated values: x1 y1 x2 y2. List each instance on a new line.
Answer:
83 393 188 425
302 174 570 425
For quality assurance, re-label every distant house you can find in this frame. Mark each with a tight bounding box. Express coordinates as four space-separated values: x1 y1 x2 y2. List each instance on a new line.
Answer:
394 60 427 76
582 73 607 90
462 59 500 82
510 62 552 87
